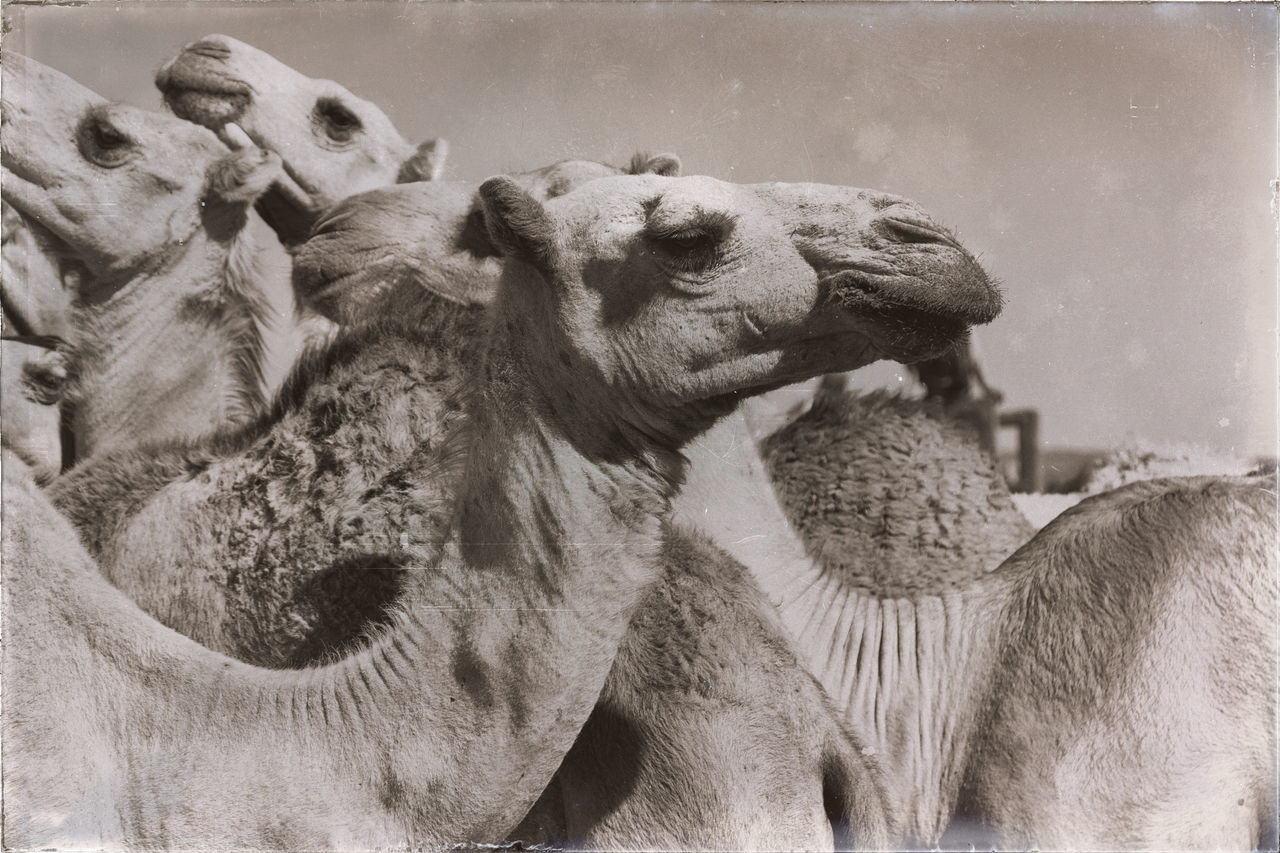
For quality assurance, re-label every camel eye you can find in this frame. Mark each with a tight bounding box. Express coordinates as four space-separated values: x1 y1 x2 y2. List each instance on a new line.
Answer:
313 97 362 144
77 115 136 168
647 224 727 274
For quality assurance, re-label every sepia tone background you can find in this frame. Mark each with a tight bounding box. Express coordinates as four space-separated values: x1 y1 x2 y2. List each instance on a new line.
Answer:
5 1 1276 461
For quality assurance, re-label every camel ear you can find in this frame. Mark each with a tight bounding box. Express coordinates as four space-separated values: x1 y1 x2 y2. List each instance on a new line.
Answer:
630 152 681 177
478 176 557 269
203 146 283 239
399 138 449 183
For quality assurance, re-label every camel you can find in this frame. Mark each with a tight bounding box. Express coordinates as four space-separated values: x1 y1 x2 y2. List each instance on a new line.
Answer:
1 52 295 461
291 185 1276 848
156 34 447 247
218 171 1041 846
47 171 998 848
148 53 1051 838
4 169 996 849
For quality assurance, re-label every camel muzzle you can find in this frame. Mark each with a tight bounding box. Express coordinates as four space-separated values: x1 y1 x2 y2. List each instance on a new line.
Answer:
156 45 252 128
815 237 1001 363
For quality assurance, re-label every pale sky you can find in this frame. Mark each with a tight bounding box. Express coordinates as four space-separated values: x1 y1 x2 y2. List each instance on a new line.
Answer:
5 1 1277 457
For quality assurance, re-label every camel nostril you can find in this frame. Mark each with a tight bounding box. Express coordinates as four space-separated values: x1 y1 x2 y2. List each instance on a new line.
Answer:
187 40 232 61
879 216 962 249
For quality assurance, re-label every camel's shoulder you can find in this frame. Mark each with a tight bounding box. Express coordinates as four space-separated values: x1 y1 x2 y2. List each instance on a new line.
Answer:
612 524 800 702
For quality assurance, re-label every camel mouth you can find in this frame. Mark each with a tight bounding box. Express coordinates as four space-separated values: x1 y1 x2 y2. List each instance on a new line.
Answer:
162 88 249 128
255 176 322 248
156 57 251 128
818 264 1001 362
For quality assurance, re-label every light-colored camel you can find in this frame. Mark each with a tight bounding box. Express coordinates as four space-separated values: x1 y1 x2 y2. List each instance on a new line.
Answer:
5 170 968 848
265 171 1039 847
955 472 1278 851
47 172 999 848
156 34 447 246
156 35 450 391
1 52 290 461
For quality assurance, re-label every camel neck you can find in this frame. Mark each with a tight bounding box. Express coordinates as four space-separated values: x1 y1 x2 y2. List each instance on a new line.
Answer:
208 321 673 842
676 406 1015 842
66 233 268 458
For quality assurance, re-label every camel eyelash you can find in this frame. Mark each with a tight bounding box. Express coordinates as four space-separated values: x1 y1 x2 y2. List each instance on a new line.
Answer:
645 210 735 271
312 97 363 143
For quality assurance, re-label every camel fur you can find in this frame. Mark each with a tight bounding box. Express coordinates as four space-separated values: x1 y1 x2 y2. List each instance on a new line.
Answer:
50 159 672 662
954 472 1279 850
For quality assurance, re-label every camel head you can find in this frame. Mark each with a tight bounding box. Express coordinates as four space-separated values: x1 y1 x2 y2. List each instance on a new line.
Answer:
478 173 1001 449
156 34 444 244
291 154 683 325
1 52 283 302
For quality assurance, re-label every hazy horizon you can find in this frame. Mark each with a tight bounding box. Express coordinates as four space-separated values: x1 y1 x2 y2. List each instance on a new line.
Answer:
5 1 1276 458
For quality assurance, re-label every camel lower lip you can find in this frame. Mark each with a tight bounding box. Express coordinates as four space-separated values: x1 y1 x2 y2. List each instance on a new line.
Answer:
165 89 248 127
822 266 1002 328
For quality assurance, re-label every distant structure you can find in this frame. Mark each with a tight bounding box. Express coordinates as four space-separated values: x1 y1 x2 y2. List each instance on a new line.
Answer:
908 336 1042 493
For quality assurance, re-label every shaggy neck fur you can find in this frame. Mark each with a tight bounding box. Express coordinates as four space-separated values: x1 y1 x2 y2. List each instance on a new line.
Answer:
674 392 1024 841
64 223 268 459
6 266 689 847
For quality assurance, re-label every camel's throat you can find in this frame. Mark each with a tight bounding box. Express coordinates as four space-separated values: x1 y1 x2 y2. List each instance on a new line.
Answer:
67 262 259 457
